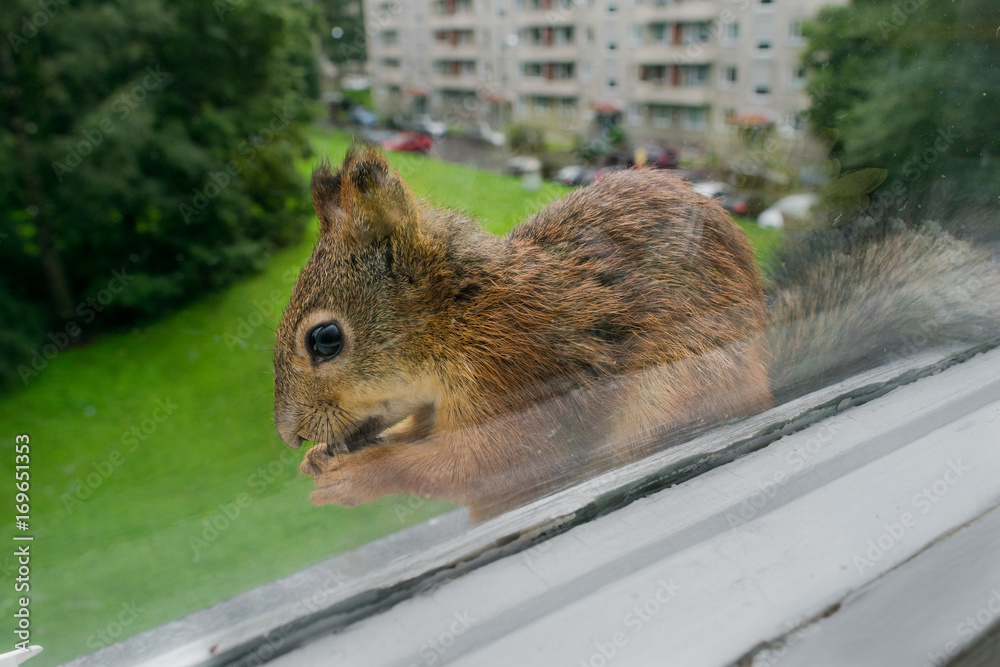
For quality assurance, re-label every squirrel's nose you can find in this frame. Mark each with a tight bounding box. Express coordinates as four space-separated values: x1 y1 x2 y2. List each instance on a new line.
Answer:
274 408 304 449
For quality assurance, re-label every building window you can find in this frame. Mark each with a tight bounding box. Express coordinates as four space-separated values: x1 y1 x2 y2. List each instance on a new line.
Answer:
435 60 476 76
682 107 707 131
720 65 738 89
559 98 577 118
789 19 805 46
555 26 575 45
650 104 672 128
680 22 711 46
755 15 774 52
434 29 475 45
626 102 641 126
789 65 807 90
753 62 771 97
433 0 473 15
520 26 575 46
521 62 576 79
629 25 641 47
681 65 709 86
721 21 739 46
650 23 669 45
639 65 667 84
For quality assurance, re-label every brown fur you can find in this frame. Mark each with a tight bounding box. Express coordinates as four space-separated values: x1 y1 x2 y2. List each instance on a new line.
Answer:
273 147 999 520
273 146 771 519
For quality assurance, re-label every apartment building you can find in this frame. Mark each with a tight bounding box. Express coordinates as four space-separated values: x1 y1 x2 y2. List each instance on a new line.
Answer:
366 0 844 151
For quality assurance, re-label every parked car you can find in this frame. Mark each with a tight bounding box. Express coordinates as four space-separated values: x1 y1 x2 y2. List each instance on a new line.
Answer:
691 181 749 216
556 165 584 186
555 165 600 186
416 115 447 138
506 156 536 177
469 122 505 147
691 181 730 199
636 144 679 170
379 131 434 154
757 193 821 229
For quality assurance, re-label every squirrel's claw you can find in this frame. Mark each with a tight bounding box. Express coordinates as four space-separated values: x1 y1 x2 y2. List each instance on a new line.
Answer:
299 443 330 477
302 442 386 508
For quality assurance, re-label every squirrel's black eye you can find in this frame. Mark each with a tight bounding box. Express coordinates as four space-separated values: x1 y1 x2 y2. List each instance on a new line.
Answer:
308 323 343 360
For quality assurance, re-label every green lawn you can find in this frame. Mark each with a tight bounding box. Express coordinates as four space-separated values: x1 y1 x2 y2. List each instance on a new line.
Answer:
0 126 779 666
734 216 783 276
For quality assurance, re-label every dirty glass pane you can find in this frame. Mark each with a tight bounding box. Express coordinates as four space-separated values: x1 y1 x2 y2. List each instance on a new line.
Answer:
1 0 997 664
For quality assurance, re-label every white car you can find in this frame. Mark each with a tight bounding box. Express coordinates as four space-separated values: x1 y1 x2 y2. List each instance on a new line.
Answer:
758 193 820 229
556 165 584 186
417 115 447 138
474 122 505 147
691 181 732 199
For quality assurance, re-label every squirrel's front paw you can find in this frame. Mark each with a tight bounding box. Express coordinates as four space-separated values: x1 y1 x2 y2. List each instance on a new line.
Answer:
299 442 336 477
301 444 383 508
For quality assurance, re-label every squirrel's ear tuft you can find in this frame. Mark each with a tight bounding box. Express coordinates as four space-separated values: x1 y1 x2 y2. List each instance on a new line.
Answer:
311 158 343 235
338 146 419 244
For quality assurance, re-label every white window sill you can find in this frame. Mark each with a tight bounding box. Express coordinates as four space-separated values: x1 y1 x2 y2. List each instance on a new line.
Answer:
67 340 1000 667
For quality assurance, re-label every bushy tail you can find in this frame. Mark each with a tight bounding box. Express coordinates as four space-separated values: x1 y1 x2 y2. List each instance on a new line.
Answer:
766 228 1000 401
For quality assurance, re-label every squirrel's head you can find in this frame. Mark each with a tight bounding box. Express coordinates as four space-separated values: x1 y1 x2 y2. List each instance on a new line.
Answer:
273 146 445 452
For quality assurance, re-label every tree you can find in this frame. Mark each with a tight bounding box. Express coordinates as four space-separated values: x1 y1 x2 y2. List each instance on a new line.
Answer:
315 0 367 65
803 0 1000 219
0 0 319 386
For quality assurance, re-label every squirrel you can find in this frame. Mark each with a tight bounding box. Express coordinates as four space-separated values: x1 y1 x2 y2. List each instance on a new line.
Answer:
273 145 999 521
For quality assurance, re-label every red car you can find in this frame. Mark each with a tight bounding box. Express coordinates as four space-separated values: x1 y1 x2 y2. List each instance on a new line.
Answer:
380 131 433 154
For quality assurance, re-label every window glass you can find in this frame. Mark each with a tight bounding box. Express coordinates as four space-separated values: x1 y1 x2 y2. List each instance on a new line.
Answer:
4 0 999 665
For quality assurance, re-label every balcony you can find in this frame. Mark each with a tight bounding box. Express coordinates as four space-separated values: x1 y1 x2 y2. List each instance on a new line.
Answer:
428 42 481 59
427 10 478 28
514 76 582 97
428 73 482 91
633 81 714 106
515 43 580 61
513 5 577 25
633 0 719 23
632 43 717 64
